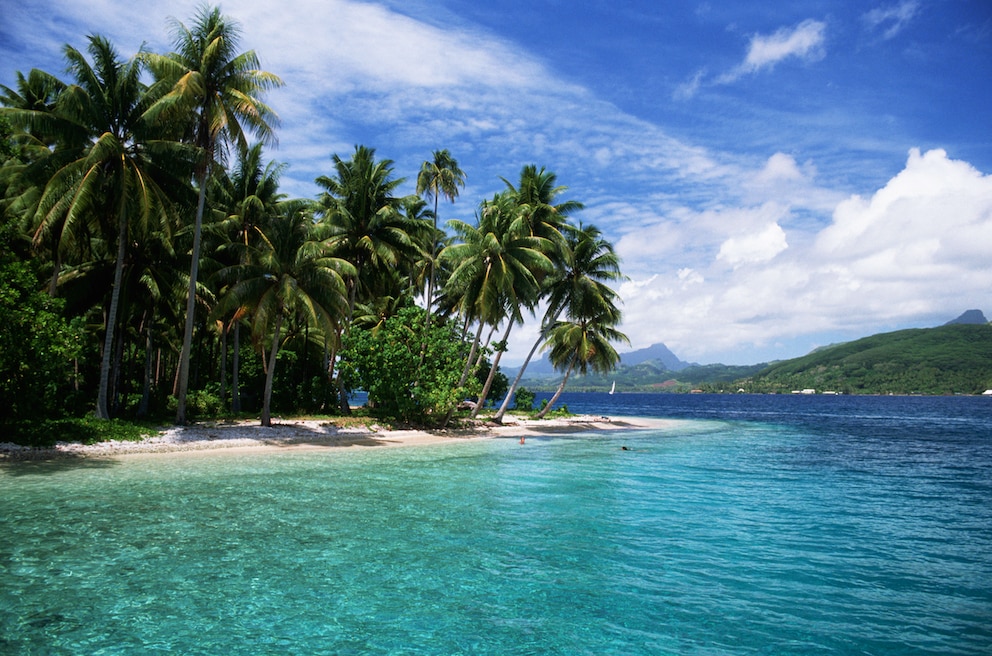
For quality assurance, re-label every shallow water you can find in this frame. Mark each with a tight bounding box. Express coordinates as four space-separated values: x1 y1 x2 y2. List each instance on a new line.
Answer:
2 395 991 654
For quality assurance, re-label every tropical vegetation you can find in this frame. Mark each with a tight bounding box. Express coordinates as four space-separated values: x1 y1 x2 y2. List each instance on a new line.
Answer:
0 7 628 443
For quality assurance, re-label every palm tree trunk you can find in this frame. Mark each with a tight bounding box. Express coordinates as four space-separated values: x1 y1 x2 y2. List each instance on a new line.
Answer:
48 250 62 297
96 212 128 420
138 322 153 417
493 332 542 422
219 321 228 411
175 170 209 424
535 352 578 419
441 320 486 427
494 311 562 422
336 275 360 415
260 312 284 427
472 321 513 418
232 321 241 413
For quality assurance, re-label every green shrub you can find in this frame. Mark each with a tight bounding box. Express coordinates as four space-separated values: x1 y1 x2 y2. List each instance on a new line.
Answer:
513 387 535 411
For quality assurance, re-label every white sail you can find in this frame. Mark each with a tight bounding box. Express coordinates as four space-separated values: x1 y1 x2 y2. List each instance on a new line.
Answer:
609 381 616 395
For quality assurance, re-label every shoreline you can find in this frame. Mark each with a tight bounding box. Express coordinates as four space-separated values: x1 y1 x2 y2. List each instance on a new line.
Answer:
0 415 667 462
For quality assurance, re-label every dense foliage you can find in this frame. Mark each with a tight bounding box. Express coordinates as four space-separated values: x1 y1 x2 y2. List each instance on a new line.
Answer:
0 7 627 440
339 305 474 423
0 223 85 422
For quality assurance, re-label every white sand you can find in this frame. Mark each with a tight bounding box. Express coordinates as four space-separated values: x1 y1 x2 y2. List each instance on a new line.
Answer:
0 415 667 461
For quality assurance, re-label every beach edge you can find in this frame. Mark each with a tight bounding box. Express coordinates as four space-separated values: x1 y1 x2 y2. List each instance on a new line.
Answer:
0 415 669 461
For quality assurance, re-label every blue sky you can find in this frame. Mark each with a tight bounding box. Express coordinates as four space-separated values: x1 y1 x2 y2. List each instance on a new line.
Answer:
2 0 991 366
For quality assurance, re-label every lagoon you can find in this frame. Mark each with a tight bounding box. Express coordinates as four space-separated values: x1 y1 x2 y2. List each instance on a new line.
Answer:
2 394 991 654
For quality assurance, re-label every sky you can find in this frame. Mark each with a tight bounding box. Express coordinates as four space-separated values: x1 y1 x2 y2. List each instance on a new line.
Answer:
2 0 991 366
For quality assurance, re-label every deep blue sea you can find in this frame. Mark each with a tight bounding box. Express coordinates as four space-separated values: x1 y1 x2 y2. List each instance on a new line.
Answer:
2 393 991 655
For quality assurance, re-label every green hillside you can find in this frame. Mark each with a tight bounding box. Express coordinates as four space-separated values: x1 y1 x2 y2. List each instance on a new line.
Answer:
738 323 992 395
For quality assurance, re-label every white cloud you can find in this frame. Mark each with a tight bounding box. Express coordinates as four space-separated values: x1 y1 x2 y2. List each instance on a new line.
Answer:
718 19 827 84
816 148 992 267
674 68 706 100
717 222 789 267
678 19 827 96
745 19 827 70
863 1 921 40
755 152 806 182
613 149 992 363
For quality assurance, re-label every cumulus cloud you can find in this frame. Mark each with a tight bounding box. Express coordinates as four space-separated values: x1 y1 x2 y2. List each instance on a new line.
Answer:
815 148 992 267
615 149 992 363
717 222 789 267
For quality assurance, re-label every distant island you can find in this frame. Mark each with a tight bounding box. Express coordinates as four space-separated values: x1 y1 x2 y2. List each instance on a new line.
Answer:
512 310 992 396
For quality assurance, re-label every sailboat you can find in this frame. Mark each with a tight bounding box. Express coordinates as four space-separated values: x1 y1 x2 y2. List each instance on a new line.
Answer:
609 381 616 395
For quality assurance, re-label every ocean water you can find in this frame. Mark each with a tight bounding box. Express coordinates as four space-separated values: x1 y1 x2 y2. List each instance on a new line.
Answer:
2 394 991 655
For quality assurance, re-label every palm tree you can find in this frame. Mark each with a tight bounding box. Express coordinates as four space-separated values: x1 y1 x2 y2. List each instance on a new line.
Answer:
535 309 629 419
502 165 582 250
314 145 427 411
145 5 283 424
0 68 77 292
440 195 553 423
215 207 352 426
315 146 423 311
416 149 465 327
493 222 624 422
214 143 288 411
3 36 194 419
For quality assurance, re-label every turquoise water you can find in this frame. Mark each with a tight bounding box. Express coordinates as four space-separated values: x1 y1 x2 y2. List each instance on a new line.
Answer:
2 395 991 654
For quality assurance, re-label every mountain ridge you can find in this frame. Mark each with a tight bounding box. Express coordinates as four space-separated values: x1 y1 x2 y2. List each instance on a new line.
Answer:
508 309 990 394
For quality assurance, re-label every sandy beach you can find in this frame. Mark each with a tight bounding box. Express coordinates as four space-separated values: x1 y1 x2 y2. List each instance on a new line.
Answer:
0 415 665 461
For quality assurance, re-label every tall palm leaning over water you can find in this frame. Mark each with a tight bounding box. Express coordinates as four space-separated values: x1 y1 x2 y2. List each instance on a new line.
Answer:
493 222 624 423
536 307 629 419
440 196 553 425
144 5 282 424
2 36 194 420
214 207 353 426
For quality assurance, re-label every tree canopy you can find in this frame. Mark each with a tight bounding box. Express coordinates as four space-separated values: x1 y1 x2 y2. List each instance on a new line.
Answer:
0 7 628 440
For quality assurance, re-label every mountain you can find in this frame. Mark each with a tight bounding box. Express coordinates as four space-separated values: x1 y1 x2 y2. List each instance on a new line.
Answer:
507 311 991 394
741 323 992 395
508 341 692 379
945 309 989 325
618 342 693 371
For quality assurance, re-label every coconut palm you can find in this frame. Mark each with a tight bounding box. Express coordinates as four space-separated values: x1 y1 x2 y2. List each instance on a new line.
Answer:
0 70 70 292
535 309 629 419
502 164 582 251
215 207 352 426
145 5 283 424
315 145 423 311
3 36 194 419
213 143 288 411
493 222 624 422
416 149 465 324
440 194 553 422
314 145 427 411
